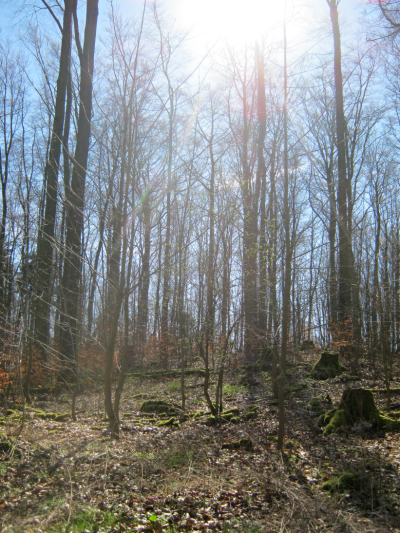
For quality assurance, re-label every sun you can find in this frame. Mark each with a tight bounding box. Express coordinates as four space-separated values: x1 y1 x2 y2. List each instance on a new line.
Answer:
175 0 286 49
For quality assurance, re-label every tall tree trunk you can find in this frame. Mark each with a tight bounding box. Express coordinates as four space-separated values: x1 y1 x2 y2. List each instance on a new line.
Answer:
161 90 174 369
267 136 279 397
59 0 99 379
328 0 352 324
278 10 292 452
35 0 74 354
236 47 259 363
327 168 338 335
137 190 151 351
256 41 267 342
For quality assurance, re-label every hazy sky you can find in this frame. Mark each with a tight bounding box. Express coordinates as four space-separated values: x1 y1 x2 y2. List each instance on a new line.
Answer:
0 0 372 68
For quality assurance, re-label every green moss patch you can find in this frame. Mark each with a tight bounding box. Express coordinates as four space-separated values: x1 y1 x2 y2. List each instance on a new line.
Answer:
221 408 240 421
157 417 177 427
322 472 359 492
243 406 258 420
310 398 320 408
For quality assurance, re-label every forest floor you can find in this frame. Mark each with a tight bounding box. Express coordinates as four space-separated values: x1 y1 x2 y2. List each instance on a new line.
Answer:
1 350 400 532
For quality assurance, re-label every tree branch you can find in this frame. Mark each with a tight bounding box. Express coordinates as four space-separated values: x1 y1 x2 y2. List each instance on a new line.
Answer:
40 0 62 33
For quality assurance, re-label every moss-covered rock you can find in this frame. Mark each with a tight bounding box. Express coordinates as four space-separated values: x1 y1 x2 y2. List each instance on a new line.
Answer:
140 400 181 415
311 351 342 380
157 417 177 427
243 406 259 420
34 410 48 420
221 438 253 451
221 408 240 421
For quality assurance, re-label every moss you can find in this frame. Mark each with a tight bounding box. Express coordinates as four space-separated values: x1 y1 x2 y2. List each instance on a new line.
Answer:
290 385 307 393
193 410 205 419
223 408 240 416
140 400 181 415
221 438 253 451
318 408 336 427
322 472 359 492
239 438 253 450
130 393 150 399
54 414 70 422
157 417 176 427
221 408 240 421
310 398 320 408
321 388 400 435
230 416 241 424
206 416 217 425
0 441 13 454
323 409 347 436
377 413 400 431
243 409 258 420
6 409 22 421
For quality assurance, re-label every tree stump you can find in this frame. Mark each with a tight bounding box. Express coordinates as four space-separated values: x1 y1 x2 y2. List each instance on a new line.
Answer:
320 388 400 435
310 350 342 380
339 388 378 420
300 339 315 351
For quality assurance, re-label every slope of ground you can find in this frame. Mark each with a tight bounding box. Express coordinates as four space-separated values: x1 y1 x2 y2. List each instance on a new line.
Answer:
1 351 400 532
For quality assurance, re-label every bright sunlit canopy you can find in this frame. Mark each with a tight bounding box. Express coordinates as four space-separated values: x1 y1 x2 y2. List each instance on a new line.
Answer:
175 0 286 47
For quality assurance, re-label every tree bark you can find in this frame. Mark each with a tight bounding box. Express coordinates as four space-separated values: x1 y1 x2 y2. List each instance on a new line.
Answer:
328 0 352 323
35 0 74 354
59 0 99 378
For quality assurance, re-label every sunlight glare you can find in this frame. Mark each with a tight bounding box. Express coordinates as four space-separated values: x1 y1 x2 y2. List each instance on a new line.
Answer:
176 0 285 48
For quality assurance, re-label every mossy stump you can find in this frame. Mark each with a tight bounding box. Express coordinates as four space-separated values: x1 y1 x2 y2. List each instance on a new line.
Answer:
340 388 377 420
321 388 400 435
311 350 342 380
300 339 315 351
